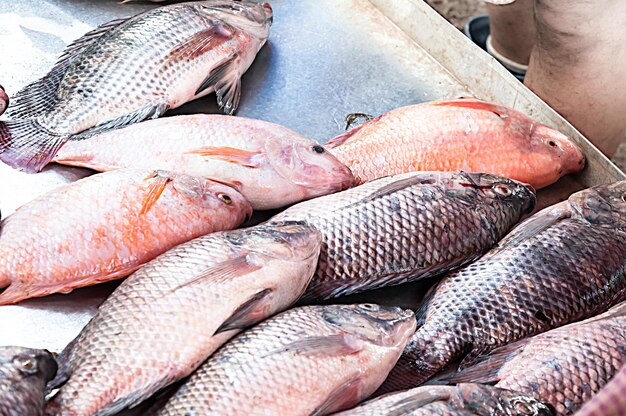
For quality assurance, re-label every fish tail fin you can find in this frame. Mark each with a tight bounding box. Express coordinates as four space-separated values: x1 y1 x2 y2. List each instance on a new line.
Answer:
0 119 69 173
0 280 26 306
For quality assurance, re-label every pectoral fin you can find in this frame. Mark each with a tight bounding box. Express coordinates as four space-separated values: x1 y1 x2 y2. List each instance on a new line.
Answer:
140 172 173 215
214 288 274 334
186 146 261 168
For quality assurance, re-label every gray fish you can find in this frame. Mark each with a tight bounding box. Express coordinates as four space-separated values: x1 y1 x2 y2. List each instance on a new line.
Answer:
0 1 272 172
445 302 626 415
0 346 57 416
384 181 626 391
46 221 320 416
154 304 417 416
270 171 536 301
335 383 553 416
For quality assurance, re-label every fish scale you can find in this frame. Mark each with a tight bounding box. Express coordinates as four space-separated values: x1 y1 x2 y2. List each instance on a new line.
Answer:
384 181 626 392
446 304 626 415
271 171 535 301
153 304 416 416
47 222 321 416
1 1 272 172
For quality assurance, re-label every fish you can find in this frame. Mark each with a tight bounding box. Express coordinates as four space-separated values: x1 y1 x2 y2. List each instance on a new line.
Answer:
0 168 251 305
445 302 626 415
335 383 553 416
152 304 416 416
52 114 354 210
575 365 626 416
0 346 57 416
0 84 7 117
45 221 320 416
325 99 585 189
383 181 626 391
270 171 536 301
0 1 273 173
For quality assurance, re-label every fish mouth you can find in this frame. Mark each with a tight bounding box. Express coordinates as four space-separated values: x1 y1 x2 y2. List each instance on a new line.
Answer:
262 3 273 25
523 184 537 213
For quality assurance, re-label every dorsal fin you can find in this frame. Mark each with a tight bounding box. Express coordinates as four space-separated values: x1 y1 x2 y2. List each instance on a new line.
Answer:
6 17 131 120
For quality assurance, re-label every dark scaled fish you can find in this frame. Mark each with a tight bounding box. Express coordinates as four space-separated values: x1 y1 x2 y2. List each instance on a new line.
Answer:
335 383 553 416
444 302 626 416
0 346 57 416
270 171 536 301
46 222 321 416
153 304 416 416
0 0 272 172
383 181 626 391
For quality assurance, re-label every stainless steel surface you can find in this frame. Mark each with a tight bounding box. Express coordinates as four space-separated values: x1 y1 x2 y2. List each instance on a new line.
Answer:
0 0 622 352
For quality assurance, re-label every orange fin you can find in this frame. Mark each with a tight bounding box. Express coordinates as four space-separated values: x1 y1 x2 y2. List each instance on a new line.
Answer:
140 172 172 215
325 115 382 149
165 25 233 64
186 146 260 168
434 99 510 118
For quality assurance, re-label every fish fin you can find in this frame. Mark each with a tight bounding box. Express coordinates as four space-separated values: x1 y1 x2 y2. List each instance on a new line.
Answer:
325 115 382 149
140 172 173 215
267 333 364 358
214 288 274 334
197 55 242 115
73 102 169 140
91 374 178 416
167 25 233 66
359 173 438 205
311 376 362 415
185 146 261 168
0 120 69 172
0 281 26 305
381 389 453 414
434 99 510 118
490 204 572 253
6 17 130 120
171 255 263 293
444 342 527 384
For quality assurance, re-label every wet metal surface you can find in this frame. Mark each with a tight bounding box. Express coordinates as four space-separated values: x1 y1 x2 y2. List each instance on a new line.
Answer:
0 0 622 352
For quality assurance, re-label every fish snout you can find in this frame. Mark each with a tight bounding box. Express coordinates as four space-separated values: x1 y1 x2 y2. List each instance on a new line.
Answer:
521 183 537 214
262 3 273 25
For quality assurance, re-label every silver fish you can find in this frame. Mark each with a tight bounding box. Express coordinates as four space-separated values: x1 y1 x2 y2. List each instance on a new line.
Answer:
0 346 57 416
46 221 321 416
0 1 272 172
270 171 536 301
154 304 417 416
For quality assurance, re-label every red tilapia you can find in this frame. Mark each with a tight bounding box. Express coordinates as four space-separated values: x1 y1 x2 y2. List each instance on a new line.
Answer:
53 114 354 210
0 169 251 305
326 99 585 189
0 85 7 117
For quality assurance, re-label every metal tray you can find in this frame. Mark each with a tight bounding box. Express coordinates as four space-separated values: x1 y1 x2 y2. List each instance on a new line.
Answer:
1 0 623 352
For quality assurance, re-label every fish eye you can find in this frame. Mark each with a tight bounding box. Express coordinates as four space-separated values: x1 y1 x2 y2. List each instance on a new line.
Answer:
217 193 233 205
13 356 37 374
548 140 557 148
494 185 513 197
312 145 325 154
513 399 535 415
360 304 378 311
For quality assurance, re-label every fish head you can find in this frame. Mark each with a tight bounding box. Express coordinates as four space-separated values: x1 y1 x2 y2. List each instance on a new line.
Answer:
265 140 355 199
569 181 626 226
172 175 252 224
322 304 417 349
457 384 554 416
228 221 322 262
528 123 586 179
0 347 57 384
450 172 537 214
196 1 273 39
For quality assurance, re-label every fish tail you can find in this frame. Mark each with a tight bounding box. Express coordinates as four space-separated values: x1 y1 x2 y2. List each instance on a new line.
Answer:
0 119 69 173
